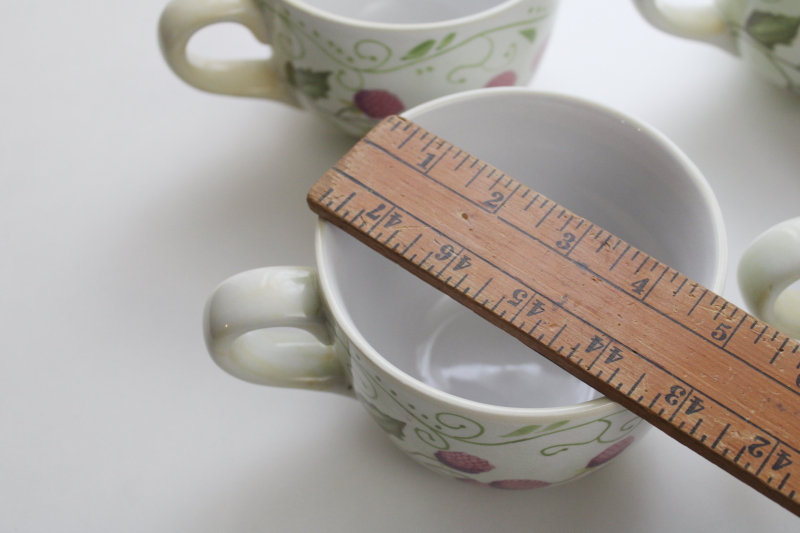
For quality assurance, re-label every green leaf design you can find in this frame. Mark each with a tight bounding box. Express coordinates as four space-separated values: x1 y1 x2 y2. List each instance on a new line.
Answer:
284 62 331 100
519 28 537 43
402 39 436 60
542 420 569 432
500 424 541 438
436 32 456 50
745 11 800 50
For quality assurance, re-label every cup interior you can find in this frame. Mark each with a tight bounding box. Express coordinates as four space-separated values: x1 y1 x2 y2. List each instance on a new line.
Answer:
295 0 510 24
320 89 725 409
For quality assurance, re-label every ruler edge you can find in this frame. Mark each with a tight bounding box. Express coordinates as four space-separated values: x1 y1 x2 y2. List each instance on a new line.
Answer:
306 116 800 517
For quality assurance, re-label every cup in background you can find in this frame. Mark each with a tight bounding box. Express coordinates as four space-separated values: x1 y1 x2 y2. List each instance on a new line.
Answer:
203 88 727 487
159 0 558 135
739 216 800 339
632 0 800 95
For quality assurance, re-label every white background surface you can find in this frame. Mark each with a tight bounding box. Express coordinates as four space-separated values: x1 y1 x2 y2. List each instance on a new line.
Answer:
3 0 800 531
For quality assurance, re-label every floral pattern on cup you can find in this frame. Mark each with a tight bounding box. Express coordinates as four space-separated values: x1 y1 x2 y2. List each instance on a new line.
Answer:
732 9 800 94
634 0 800 95
259 0 555 133
341 335 647 487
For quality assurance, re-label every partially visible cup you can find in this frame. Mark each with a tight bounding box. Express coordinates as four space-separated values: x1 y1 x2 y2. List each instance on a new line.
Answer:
739 217 800 339
203 88 727 488
632 0 800 95
159 0 558 135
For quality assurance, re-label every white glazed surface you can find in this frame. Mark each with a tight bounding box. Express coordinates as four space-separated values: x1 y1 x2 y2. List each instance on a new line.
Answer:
738 216 800 339
159 0 558 135
206 89 727 487
8 0 800 529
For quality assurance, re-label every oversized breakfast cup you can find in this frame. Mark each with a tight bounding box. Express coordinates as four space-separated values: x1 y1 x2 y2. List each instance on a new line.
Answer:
633 0 800 95
739 216 800 339
204 89 727 487
158 0 558 136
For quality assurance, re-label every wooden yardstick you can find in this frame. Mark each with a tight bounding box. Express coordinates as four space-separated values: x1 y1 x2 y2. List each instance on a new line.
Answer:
307 115 800 517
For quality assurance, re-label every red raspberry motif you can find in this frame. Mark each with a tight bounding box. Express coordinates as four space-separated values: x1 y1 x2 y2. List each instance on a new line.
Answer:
489 479 551 490
484 70 517 87
353 89 405 119
434 450 495 474
586 436 635 468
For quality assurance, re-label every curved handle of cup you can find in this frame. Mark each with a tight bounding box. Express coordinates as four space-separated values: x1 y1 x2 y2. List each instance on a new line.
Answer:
738 217 800 339
203 267 351 393
631 0 739 55
158 0 299 105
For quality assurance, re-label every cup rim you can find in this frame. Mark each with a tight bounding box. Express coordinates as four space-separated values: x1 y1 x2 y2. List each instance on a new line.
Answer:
276 0 530 31
315 87 727 421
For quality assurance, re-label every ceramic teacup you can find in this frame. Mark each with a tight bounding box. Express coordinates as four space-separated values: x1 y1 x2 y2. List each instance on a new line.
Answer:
204 88 727 488
633 0 800 94
739 217 800 339
159 0 558 136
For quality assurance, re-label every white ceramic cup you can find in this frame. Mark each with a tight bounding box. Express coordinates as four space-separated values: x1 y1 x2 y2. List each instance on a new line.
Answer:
633 0 800 94
204 88 727 488
739 217 800 339
158 0 558 136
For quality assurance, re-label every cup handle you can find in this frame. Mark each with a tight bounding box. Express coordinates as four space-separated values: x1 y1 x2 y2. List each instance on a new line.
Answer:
158 0 300 105
203 267 351 394
631 0 739 55
738 217 800 340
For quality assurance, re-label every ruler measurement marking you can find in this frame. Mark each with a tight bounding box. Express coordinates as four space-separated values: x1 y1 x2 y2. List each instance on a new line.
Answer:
318 188 333 203
466 164 487 187
536 203 558 227
454 152 470 171
565 224 595 258
422 145 452 175
713 301 728 321
627 373 645 396
337 159 800 408
668 387 694 422
309 118 800 517
524 194 540 211
420 136 437 152
397 127 420 148
492 212 800 398
673 277 688 296
720 314 748 350
332 163 800 406
642 265 668 301
755 325 769 344
687 289 708 316
401 234 423 255
712 424 730 450
609 245 631 271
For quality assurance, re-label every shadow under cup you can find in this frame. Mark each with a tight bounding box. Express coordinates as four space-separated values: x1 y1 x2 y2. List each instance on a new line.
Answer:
320 89 726 409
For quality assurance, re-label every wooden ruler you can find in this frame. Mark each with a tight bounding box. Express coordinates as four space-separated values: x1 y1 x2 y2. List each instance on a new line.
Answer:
307 115 800 516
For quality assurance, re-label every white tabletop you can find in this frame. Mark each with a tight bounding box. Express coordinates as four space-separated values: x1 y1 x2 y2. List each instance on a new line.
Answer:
3 0 800 530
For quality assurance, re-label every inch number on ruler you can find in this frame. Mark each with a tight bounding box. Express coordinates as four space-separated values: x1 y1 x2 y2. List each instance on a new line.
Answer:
308 115 800 517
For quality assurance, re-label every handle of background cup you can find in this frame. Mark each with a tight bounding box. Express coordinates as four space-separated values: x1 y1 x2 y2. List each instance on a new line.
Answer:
631 0 739 55
203 267 352 394
738 217 800 340
158 0 300 105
